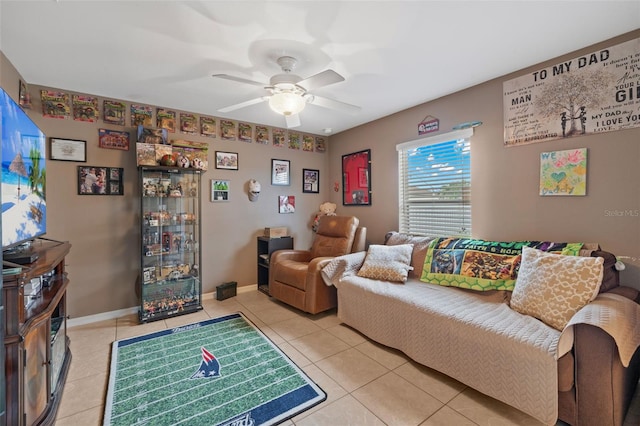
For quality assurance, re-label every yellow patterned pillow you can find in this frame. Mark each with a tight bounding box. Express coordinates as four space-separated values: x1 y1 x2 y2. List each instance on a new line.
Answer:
357 244 414 283
510 246 604 331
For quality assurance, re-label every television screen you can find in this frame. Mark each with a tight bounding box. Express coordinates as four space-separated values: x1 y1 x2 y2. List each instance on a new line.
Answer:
1 87 47 250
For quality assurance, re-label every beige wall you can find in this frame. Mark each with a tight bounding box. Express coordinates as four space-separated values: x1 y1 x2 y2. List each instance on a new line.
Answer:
1 51 329 318
328 30 640 289
2 29 639 319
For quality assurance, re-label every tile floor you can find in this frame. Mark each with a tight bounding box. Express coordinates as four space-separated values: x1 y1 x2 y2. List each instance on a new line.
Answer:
54 289 640 426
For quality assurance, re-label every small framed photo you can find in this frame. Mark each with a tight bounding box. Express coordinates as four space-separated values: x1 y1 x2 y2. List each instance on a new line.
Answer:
109 181 122 195
50 138 86 162
109 167 121 181
271 159 290 186
78 166 123 195
107 167 124 195
215 151 238 170
278 195 295 213
211 179 230 202
98 128 130 150
302 168 319 193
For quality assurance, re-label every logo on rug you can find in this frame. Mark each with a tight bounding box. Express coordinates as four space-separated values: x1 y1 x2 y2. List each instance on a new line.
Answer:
190 346 221 379
220 413 255 426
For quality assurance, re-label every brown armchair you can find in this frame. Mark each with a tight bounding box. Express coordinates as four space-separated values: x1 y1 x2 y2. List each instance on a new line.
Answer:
268 216 366 314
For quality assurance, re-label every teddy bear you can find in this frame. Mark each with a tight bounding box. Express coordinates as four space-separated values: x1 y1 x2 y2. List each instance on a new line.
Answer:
312 202 337 232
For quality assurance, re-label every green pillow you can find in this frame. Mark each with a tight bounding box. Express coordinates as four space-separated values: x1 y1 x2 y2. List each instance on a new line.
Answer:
420 238 583 291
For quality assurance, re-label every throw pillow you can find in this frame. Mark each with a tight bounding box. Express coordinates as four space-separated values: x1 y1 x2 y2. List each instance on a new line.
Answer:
384 232 435 278
420 237 584 291
357 244 414 283
510 246 604 331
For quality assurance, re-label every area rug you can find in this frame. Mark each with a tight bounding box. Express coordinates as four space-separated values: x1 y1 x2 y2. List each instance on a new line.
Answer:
104 312 326 426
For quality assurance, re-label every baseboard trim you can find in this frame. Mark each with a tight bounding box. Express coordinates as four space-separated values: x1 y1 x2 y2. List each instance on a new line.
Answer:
67 284 259 328
67 307 138 328
238 283 258 293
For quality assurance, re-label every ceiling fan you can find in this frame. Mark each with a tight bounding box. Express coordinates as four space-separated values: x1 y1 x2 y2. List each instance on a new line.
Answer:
212 56 360 128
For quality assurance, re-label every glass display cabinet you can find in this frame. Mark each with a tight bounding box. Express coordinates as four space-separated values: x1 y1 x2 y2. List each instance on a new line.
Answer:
139 166 202 322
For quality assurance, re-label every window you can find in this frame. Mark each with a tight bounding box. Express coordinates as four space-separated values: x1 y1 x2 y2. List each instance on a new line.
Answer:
397 128 473 237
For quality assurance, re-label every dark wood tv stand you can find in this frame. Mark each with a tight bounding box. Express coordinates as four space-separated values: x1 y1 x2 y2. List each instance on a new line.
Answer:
2 239 72 425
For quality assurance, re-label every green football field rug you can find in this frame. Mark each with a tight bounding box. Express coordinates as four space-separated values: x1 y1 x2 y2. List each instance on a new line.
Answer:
104 312 326 426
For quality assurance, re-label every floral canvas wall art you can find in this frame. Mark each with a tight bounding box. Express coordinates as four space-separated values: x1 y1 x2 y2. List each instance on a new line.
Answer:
539 148 587 196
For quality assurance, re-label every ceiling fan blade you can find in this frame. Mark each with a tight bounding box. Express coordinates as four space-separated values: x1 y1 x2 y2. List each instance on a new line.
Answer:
218 97 268 113
310 95 361 114
297 69 345 91
285 113 301 128
212 74 266 87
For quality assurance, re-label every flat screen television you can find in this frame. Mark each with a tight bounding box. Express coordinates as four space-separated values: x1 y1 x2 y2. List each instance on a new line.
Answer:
1 87 47 251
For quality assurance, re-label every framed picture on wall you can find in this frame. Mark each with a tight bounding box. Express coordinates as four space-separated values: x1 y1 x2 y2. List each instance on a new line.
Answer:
108 167 124 195
215 151 238 170
50 137 86 162
302 168 319 193
278 195 295 213
78 166 123 195
211 179 230 202
342 149 371 205
271 159 290 186
539 148 587 196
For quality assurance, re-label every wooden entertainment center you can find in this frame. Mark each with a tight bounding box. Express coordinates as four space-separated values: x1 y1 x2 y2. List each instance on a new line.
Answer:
2 239 72 426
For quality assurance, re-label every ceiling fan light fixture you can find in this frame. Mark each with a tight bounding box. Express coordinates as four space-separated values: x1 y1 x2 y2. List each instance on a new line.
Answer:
269 92 306 116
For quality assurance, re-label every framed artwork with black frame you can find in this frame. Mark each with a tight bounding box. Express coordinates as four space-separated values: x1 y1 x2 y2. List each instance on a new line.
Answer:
302 168 319 193
271 159 290 186
78 166 124 195
342 149 371 205
50 137 86 162
215 151 238 170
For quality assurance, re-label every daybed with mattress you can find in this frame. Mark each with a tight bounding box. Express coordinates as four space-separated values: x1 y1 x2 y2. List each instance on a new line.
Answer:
322 232 640 425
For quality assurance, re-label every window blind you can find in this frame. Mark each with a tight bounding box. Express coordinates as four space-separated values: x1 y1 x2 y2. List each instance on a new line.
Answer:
397 129 472 237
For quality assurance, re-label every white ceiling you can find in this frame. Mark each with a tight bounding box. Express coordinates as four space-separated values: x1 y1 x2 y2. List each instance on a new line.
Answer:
1 1 638 135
